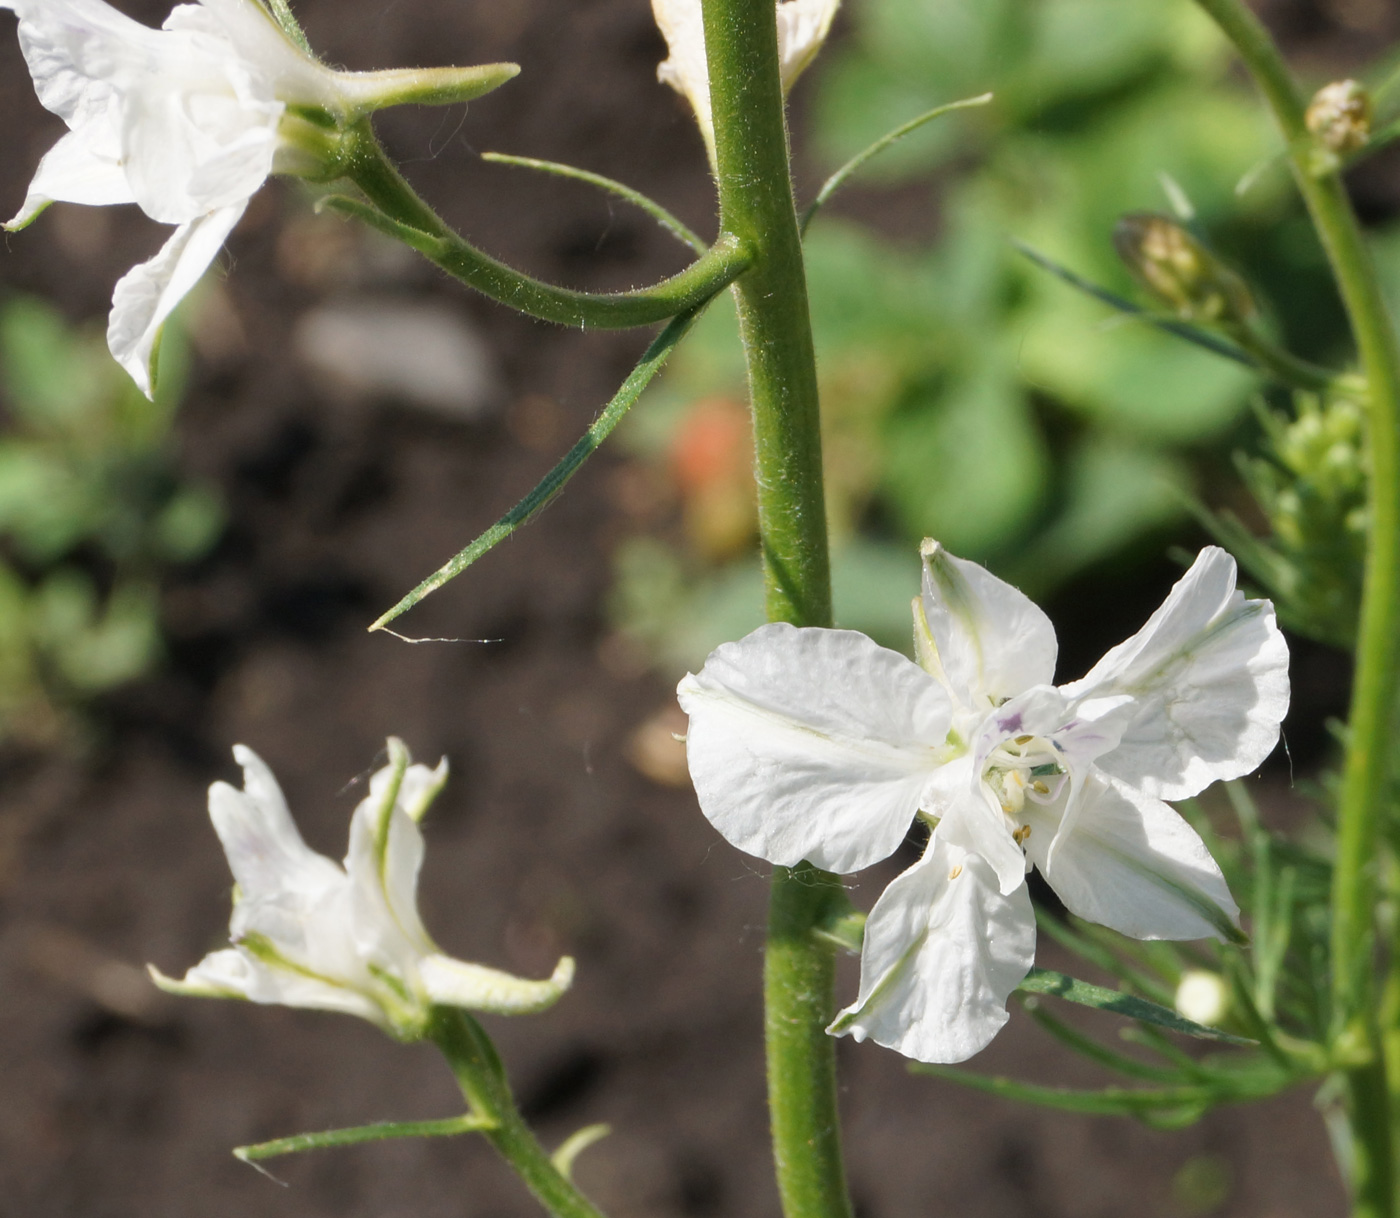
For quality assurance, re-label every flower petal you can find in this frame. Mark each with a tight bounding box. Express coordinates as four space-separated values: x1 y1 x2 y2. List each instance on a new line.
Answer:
829 833 1035 1063
1061 547 1290 801
776 0 841 91
678 623 952 873
1021 771 1241 942
107 200 245 396
918 539 1057 706
651 0 714 156
208 743 344 903
6 129 134 229
921 755 1027 896
420 954 575 1015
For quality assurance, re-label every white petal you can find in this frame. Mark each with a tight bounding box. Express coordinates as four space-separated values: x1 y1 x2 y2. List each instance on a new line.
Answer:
1022 771 1240 942
829 834 1035 1063
420 954 575 1015
921 755 1027 896
167 0 338 107
6 129 134 229
344 754 434 965
150 947 386 1023
776 0 841 91
1062 547 1290 800
108 200 245 396
651 0 714 154
399 757 450 824
918 539 1057 706
208 743 344 903
678 623 953 873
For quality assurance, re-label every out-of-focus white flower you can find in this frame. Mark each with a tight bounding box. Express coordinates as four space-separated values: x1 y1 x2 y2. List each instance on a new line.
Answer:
651 0 840 166
1175 969 1231 1027
151 739 573 1040
678 544 1289 1062
1 0 516 396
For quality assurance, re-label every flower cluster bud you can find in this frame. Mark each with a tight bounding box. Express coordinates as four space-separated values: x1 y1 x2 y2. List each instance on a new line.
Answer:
1238 392 1368 648
1305 80 1372 172
1113 213 1254 326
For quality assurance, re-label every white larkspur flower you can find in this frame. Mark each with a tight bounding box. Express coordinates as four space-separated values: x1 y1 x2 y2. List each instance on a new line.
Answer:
678 543 1289 1063
652 0 840 167
151 739 573 1039
2 0 515 396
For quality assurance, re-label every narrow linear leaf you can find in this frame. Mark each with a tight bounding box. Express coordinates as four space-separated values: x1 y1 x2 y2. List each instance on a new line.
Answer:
801 93 993 234
261 0 312 53
371 309 701 630
1018 968 1257 1046
911 1064 1217 1117
1011 242 1259 370
1034 909 1177 1007
235 1113 496 1163
1022 999 1187 1083
483 153 706 254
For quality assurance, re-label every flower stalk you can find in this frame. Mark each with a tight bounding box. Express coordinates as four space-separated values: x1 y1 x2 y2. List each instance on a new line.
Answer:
1190 0 1400 1213
699 2 849 1217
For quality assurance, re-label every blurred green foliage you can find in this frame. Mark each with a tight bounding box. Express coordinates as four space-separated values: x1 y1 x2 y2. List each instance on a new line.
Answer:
0 296 223 746
611 0 1352 672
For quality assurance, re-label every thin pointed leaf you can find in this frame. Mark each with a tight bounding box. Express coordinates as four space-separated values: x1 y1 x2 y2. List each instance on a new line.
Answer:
236 1113 496 1162
550 1124 611 1180
482 154 706 254
1018 969 1256 1046
912 1065 1218 1117
800 93 993 234
1022 999 1188 1082
261 0 312 53
1034 910 1177 1006
371 309 701 630
1011 242 1258 370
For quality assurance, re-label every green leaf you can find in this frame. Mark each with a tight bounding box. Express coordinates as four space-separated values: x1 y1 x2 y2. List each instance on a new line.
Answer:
912 1064 1216 1118
1017 968 1257 1045
372 309 702 630
236 1112 496 1163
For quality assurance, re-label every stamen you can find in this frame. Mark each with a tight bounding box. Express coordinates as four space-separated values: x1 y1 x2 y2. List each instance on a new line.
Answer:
1031 780 1049 795
1015 734 1033 745
948 864 963 880
1012 824 1032 845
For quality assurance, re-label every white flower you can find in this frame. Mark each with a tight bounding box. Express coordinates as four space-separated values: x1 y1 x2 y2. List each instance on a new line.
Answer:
678 543 1289 1062
151 740 574 1039
2 0 515 396
652 0 840 168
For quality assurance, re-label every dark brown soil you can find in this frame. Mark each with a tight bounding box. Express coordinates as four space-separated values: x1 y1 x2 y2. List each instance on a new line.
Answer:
0 1 1351 1215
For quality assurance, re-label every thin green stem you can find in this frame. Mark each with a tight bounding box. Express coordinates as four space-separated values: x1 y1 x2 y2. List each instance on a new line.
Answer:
481 153 707 253
1191 1 1400 1212
702 3 848 1218
235 1113 496 1163
431 1009 609 1218
338 123 748 329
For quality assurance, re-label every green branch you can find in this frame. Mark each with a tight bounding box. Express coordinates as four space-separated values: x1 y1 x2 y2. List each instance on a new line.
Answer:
339 123 748 329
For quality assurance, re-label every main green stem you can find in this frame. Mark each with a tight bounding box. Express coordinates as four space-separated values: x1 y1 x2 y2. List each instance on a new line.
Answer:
701 3 851 1218
1192 1 1400 1213
431 1010 608 1218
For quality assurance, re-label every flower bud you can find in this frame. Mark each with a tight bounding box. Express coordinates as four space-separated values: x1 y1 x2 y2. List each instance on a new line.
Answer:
1113 214 1254 326
1175 969 1230 1028
1306 80 1372 161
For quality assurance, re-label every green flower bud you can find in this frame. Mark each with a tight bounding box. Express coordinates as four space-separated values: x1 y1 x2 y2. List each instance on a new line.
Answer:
1305 80 1372 163
1113 213 1255 326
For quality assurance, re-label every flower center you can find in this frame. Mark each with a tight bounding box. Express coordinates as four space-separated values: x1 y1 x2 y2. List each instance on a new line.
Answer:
982 734 1066 835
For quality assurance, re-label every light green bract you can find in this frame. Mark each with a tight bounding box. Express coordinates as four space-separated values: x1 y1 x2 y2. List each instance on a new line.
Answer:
678 544 1289 1064
150 738 573 1040
0 0 516 396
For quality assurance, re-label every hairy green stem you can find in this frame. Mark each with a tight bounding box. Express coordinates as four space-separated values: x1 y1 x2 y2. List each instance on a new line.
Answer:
1191 1 1400 1212
431 1009 608 1218
702 3 849 1218
338 123 748 329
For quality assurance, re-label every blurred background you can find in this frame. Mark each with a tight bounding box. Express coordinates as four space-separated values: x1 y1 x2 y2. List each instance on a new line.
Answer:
0 0 1394 1213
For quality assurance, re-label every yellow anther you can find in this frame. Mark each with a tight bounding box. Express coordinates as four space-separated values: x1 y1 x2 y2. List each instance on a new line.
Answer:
1012 824 1032 846
1031 780 1049 796
1015 735 1033 745
948 864 964 880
